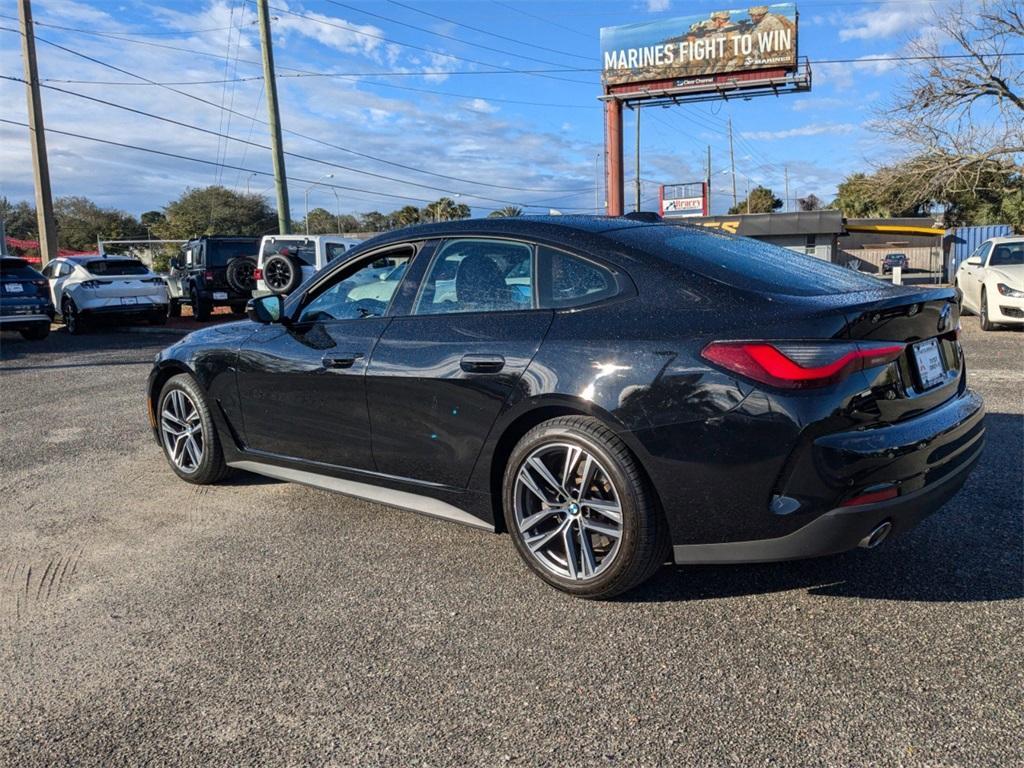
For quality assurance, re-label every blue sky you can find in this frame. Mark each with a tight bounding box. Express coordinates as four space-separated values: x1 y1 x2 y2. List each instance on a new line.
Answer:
0 0 956 218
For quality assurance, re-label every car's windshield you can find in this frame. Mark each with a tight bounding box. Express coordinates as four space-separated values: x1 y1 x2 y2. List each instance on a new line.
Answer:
608 226 881 296
206 240 258 267
989 243 1024 267
83 260 150 276
0 258 35 278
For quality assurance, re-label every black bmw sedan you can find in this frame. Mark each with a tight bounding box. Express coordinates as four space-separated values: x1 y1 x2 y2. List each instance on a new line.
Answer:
147 217 984 598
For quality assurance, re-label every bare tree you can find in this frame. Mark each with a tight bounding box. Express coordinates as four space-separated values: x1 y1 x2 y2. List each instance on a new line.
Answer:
875 0 1023 210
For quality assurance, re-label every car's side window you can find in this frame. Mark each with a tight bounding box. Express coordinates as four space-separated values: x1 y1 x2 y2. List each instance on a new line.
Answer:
325 243 347 262
976 242 993 264
58 262 75 278
538 246 619 309
413 238 534 315
41 262 59 278
297 252 412 323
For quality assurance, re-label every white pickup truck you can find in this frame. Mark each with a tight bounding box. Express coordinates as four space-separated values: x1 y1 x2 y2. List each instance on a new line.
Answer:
253 234 363 297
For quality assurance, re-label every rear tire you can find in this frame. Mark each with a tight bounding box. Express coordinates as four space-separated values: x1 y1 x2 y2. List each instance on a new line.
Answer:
19 324 49 341
167 299 182 318
157 373 229 485
503 416 668 599
190 287 211 322
62 296 86 335
229 302 247 316
979 288 994 331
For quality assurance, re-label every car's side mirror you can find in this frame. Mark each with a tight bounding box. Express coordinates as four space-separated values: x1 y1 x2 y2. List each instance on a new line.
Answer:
966 256 982 266
247 294 284 324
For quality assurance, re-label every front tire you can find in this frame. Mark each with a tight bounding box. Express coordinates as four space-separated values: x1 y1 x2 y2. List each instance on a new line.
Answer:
503 416 668 599
157 374 229 484
979 287 995 331
167 299 182 318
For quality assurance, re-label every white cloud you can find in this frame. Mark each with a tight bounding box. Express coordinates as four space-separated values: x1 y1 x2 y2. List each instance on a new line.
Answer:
838 1 935 42
646 0 671 11
741 123 858 140
461 99 499 114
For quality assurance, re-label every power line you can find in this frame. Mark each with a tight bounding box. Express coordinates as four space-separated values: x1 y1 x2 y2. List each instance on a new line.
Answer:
259 2 594 85
383 0 592 61
0 75 588 209
489 1 595 42
0 28 594 196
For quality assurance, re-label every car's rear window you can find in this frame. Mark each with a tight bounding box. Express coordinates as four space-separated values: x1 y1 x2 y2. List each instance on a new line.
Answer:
607 226 882 297
83 260 150 276
262 238 316 267
207 240 258 266
0 258 38 279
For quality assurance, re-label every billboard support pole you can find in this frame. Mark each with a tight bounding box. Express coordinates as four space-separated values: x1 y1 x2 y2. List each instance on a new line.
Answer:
706 145 712 216
634 105 641 212
604 99 624 217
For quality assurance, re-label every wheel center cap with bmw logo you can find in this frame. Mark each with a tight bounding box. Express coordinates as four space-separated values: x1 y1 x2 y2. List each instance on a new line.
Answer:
568 502 581 517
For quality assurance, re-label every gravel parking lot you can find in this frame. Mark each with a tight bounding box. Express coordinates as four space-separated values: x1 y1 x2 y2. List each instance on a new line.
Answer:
1 319 1021 766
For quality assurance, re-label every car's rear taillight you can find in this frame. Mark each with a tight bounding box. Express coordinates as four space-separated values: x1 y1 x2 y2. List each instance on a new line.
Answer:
253 268 263 281
204 270 215 281
701 341 905 390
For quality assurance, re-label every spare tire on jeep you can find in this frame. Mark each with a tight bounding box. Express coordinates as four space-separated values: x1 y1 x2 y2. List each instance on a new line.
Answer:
263 253 302 295
225 256 257 294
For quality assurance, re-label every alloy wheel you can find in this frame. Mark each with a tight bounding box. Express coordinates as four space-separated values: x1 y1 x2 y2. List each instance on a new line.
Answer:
513 442 623 581
265 259 292 291
160 389 204 473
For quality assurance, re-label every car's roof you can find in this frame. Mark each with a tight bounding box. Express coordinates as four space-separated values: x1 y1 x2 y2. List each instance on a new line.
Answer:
66 254 139 263
986 236 1024 245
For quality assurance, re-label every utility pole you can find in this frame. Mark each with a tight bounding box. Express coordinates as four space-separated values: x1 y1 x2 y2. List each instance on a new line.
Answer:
784 166 790 213
705 145 712 215
634 106 642 212
728 117 737 210
18 0 57 266
256 0 291 234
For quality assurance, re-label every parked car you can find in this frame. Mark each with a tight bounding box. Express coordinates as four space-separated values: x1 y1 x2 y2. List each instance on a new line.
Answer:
881 252 908 274
148 217 984 599
41 255 167 334
954 236 1024 331
166 236 259 320
254 234 363 297
0 256 54 340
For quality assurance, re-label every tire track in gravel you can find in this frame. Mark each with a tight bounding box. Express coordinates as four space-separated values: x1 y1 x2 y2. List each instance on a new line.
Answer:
1 547 84 628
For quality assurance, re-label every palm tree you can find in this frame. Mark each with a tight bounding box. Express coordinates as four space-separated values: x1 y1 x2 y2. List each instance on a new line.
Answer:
488 206 524 218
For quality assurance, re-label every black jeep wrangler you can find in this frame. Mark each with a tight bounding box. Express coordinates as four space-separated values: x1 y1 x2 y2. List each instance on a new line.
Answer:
166 236 259 321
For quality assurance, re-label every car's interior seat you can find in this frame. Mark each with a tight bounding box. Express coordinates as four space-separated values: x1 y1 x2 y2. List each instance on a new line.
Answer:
455 254 515 311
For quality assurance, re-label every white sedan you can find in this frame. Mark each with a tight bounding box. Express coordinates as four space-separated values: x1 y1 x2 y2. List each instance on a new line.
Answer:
41 255 169 334
954 236 1024 331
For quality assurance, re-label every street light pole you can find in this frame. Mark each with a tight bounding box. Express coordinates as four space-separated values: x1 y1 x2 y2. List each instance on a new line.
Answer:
331 189 342 233
304 173 334 235
246 172 258 195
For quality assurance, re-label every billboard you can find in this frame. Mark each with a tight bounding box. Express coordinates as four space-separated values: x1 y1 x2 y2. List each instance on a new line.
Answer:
601 4 797 88
661 182 708 218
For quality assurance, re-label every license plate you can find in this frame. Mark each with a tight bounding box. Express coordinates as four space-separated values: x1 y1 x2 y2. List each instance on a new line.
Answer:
912 338 945 389
120 296 138 305
213 291 228 300
4 283 24 293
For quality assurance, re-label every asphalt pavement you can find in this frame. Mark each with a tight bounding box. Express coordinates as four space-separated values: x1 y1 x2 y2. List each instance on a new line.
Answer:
0 319 1021 766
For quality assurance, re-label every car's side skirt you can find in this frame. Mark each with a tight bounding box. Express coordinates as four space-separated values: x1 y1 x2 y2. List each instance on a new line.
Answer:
227 459 495 532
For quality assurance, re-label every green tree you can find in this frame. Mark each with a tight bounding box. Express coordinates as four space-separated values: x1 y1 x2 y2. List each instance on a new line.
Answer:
303 207 338 234
53 196 146 251
423 197 471 222
488 206 523 217
394 205 422 228
797 194 823 212
0 197 38 240
359 211 389 232
728 186 783 214
156 186 276 239
336 213 361 232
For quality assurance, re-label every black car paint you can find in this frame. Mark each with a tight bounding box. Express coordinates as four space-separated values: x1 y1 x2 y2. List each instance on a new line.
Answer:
149 217 984 559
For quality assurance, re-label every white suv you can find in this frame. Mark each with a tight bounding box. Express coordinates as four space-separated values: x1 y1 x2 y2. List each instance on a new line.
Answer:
41 255 168 334
254 235 363 297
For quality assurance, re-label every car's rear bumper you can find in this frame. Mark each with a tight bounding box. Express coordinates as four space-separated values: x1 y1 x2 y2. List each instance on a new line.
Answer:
0 312 53 330
672 387 985 564
672 440 980 563
81 303 166 317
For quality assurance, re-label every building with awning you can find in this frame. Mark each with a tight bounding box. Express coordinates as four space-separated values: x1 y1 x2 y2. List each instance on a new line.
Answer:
684 210 845 261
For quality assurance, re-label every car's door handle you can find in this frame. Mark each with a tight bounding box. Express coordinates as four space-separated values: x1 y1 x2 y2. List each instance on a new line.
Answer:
321 353 363 369
460 354 505 373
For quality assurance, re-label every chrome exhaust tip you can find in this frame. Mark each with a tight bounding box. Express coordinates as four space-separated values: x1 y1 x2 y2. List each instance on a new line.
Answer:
859 521 892 549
